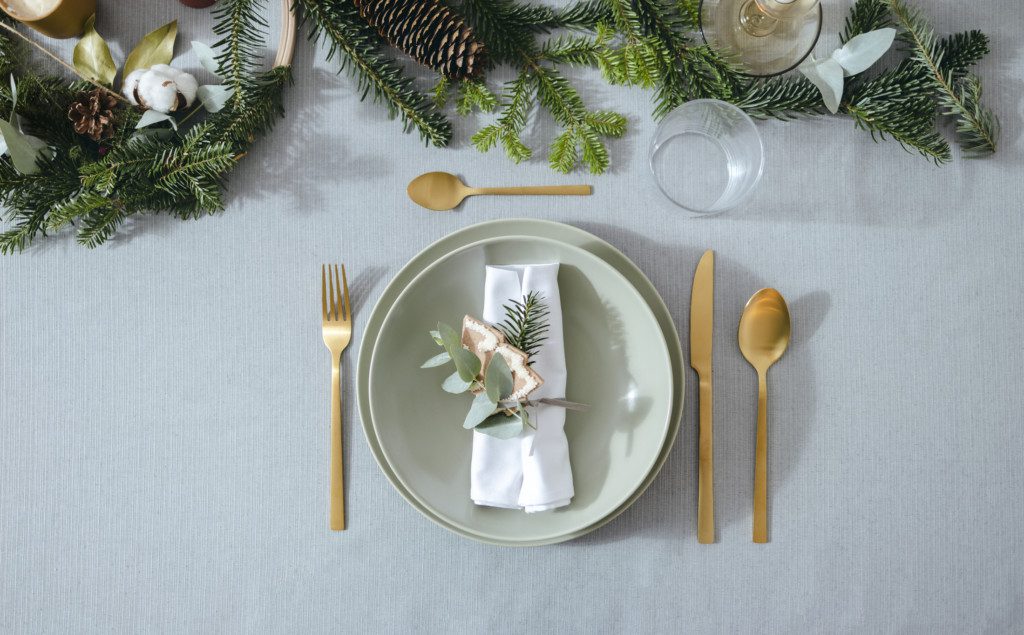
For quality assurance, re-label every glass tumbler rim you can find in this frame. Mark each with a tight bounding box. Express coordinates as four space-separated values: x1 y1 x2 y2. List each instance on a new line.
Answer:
648 98 765 215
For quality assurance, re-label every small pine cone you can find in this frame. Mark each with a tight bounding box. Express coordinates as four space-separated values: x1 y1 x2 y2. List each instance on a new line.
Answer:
67 88 119 141
354 0 485 79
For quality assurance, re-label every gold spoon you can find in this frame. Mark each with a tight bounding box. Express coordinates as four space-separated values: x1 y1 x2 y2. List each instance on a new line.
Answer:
407 171 592 211
738 288 791 544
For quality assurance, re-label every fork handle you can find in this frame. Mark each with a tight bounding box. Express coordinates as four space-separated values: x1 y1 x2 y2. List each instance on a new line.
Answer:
330 358 346 531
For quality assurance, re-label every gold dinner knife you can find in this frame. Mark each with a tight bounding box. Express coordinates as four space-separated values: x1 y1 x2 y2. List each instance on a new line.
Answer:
690 250 715 543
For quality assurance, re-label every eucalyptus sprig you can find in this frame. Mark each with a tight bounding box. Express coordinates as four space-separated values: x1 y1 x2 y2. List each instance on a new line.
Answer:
423 321 529 440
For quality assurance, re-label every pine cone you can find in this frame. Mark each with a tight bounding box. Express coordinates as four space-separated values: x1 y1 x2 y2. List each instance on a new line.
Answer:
354 0 485 79
67 89 118 141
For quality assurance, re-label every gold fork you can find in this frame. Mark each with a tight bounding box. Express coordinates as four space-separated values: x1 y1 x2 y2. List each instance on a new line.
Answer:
321 264 352 531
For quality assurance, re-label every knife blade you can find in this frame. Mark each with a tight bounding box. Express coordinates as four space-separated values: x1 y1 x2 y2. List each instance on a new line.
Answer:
690 249 714 544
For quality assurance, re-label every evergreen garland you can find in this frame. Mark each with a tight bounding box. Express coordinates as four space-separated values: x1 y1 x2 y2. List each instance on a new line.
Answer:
0 1 288 253
303 0 999 173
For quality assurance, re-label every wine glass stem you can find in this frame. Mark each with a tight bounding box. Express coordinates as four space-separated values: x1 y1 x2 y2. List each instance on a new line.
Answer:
739 0 780 36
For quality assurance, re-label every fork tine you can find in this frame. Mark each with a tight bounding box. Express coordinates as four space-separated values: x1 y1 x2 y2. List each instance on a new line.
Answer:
327 264 337 320
340 264 350 322
320 264 328 320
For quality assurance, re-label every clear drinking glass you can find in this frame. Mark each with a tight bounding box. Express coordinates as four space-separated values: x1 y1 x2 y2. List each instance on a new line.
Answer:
648 99 764 215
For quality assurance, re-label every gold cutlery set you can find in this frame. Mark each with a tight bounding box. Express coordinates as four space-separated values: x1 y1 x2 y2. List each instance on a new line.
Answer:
690 250 791 544
321 264 352 531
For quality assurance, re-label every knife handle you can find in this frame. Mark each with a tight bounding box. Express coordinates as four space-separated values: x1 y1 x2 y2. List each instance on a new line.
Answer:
697 375 714 544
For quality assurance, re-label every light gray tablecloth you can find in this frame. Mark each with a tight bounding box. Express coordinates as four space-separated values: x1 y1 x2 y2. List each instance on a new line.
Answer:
2 1 1021 633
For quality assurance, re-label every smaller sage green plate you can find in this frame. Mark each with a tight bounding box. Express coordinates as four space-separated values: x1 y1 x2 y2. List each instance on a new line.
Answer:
368 236 673 544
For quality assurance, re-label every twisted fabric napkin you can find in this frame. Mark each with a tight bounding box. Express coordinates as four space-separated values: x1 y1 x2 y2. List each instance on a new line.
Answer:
470 264 574 512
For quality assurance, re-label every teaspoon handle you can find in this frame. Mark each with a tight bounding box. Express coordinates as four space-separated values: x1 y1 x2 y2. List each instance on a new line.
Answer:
753 371 768 543
472 185 592 196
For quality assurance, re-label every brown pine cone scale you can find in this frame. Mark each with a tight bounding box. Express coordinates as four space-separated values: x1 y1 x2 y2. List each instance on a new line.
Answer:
354 0 485 79
68 89 118 141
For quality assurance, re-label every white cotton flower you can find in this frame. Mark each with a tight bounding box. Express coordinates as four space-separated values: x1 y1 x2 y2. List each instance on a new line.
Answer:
122 64 198 114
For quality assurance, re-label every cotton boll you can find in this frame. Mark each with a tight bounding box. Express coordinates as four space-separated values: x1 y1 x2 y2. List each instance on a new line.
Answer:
129 64 199 114
122 69 145 106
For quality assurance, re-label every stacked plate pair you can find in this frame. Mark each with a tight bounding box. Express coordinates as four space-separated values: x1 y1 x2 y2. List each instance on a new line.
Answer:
359 220 684 545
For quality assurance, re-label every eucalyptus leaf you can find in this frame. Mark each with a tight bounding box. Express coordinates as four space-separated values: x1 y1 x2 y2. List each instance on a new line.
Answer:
135 109 178 131
451 347 481 383
420 351 451 368
476 413 524 440
437 322 461 354
197 84 232 113
485 352 513 403
463 391 498 429
0 119 48 174
123 20 178 79
8 74 16 112
191 41 221 77
442 372 472 394
0 134 7 157
429 330 443 345
73 15 116 86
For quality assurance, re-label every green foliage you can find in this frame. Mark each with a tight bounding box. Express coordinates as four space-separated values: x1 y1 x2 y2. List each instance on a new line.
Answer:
886 0 998 155
298 0 451 147
498 292 550 361
0 0 288 253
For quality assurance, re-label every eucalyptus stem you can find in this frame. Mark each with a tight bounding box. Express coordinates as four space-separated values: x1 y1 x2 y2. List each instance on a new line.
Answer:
0 22 129 104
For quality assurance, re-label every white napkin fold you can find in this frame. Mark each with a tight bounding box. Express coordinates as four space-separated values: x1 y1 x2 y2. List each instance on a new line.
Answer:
470 264 574 512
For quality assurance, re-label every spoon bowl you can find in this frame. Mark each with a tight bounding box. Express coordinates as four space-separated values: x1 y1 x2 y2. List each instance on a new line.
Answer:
407 172 470 211
738 288 791 371
737 287 791 544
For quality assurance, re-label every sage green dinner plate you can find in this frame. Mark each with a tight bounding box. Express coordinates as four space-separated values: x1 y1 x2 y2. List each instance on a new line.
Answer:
357 220 684 546
369 236 673 544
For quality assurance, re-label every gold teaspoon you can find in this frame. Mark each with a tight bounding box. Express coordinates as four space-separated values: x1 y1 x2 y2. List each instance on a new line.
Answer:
407 171 592 211
738 288 791 543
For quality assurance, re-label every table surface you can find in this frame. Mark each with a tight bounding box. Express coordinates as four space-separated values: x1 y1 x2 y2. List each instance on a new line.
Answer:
2 1 1022 633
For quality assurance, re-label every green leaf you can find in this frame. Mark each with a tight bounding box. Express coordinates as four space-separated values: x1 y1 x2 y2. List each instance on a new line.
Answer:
420 351 451 368
124 20 177 79
451 348 481 383
438 321 480 381
485 353 513 402
442 372 472 394
463 391 498 429
429 330 443 345
191 40 221 77
197 85 233 113
136 109 178 130
0 119 48 174
476 413 524 439
73 15 117 86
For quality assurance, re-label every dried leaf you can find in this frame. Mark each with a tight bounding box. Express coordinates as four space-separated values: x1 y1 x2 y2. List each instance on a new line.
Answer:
191 41 221 77
197 85 233 113
73 15 117 86
0 119 49 174
135 109 178 131
124 21 178 79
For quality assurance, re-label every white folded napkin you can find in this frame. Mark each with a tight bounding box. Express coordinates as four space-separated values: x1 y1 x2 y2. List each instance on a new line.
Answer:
470 264 574 512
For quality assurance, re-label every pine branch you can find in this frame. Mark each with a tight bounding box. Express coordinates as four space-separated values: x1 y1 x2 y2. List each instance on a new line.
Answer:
843 60 950 163
498 292 550 361
842 0 891 43
460 0 626 173
734 77 823 119
299 0 452 147
886 0 998 155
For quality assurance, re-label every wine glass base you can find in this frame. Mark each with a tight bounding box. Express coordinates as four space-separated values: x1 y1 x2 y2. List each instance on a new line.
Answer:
699 0 822 77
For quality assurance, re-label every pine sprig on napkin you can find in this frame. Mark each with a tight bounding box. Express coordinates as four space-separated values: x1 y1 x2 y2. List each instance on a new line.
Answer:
498 292 549 362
